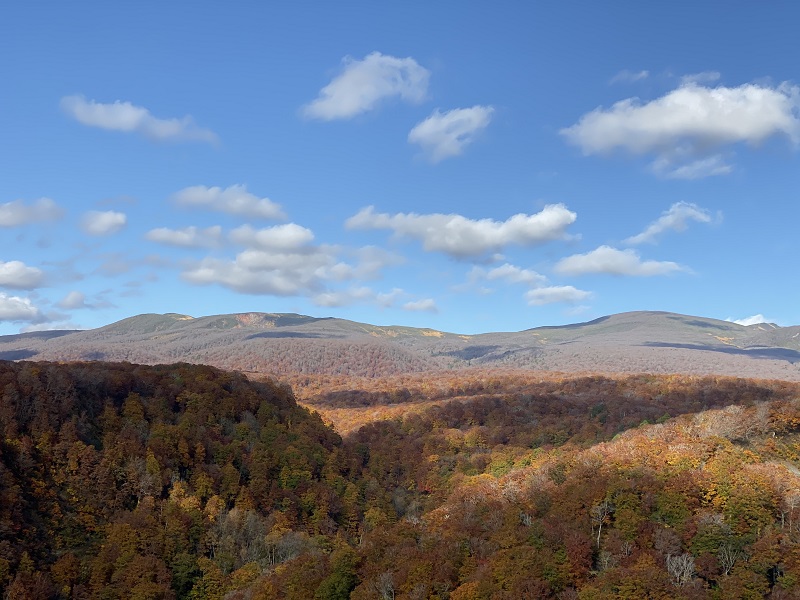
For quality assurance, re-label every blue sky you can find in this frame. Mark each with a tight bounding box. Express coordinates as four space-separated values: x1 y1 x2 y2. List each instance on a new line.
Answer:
1 2 799 335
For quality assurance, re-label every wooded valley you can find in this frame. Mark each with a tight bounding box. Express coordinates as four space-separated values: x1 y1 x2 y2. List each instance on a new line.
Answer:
3 361 800 598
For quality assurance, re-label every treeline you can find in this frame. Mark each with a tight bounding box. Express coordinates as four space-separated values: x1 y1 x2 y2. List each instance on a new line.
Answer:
295 370 800 434
3 362 800 598
15 338 443 378
205 339 438 377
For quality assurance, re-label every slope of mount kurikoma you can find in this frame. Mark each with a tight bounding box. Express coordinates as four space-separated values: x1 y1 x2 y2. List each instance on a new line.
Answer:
4 361 800 597
2 310 800 380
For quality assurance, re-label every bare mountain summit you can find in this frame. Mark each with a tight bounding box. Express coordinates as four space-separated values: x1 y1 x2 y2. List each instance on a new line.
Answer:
2 310 799 380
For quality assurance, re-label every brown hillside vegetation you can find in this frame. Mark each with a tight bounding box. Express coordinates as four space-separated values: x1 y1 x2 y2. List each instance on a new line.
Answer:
4 311 800 382
284 370 800 435
3 361 800 598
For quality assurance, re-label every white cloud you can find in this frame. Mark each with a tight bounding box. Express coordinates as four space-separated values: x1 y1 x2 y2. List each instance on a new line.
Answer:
0 198 63 227
468 263 547 288
172 185 286 220
561 80 800 177
57 291 88 309
681 71 721 86
81 210 127 236
730 314 770 326
229 224 314 250
146 226 223 248
625 201 712 245
346 204 577 259
555 245 685 276
485 263 547 286
60 95 218 143
408 106 494 162
348 246 404 280
183 252 332 296
654 154 733 179
57 290 115 311
21 321 81 332
403 298 438 313
466 262 591 308
376 288 405 307
181 222 400 303
609 69 649 84
0 293 44 323
312 286 405 309
302 51 429 120
181 230 391 299
313 287 376 308
0 261 44 290
526 285 593 306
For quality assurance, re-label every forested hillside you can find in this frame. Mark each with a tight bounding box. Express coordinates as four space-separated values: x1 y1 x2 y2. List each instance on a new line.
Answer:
0 361 359 598
3 311 800 381
3 361 800 598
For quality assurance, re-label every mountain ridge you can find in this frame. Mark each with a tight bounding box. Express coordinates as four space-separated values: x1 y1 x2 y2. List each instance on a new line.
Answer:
2 310 800 380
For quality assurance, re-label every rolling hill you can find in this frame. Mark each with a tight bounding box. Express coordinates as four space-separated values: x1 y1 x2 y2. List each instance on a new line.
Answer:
2 310 800 380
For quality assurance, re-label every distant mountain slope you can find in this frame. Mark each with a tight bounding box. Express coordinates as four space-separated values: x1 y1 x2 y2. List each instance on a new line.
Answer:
2 310 800 380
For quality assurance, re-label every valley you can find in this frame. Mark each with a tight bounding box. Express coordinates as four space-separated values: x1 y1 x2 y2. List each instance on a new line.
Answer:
3 311 800 597
2 358 800 598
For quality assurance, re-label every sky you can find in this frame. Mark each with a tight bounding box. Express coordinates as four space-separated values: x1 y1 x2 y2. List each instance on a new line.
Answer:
1 2 799 335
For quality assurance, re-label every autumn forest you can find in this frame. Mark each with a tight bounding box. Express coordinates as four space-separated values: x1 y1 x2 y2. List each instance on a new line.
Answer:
3 360 800 599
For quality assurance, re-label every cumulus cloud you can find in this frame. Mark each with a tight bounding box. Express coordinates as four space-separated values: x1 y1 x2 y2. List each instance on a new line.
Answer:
403 298 438 313
172 185 286 220
181 220 397 299
464 262 593 308
561 80 800 177
184 254 319 296
408 106 494 162
729 314 771 326
525 285 593 306
313 287 376 308
60 95 218 143
54 289 112 311
486 263 547 286
229 224 314 250
555 245 685 276
0 261 44 290
0 198 63 227
81 210 127 236
312 286 405 309
302 51 429 120
146 226 223 248
182 224 400 302
57 291 88 309
609 69 649 84
377 288 405 307
182 245 349 296
346 204 577 259
468 263 547 287
625 201 713 245
0 293 45 323
349 246 404 279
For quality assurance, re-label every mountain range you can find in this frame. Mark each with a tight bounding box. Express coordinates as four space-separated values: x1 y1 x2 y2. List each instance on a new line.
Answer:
2 310 800 380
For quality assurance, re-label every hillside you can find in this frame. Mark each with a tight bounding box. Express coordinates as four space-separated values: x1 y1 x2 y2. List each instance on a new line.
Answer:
2 311 800 380
4 362 800 597
0 360 353 598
